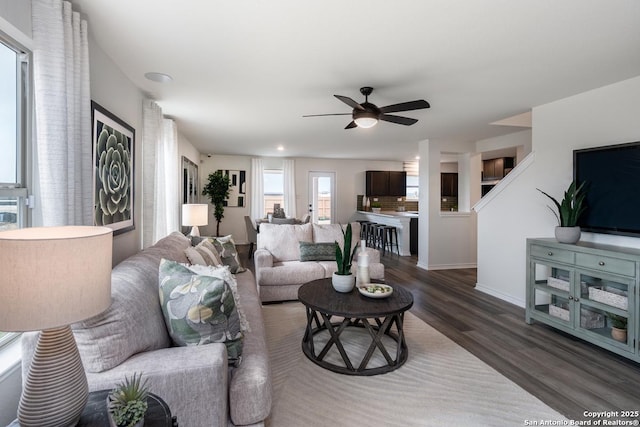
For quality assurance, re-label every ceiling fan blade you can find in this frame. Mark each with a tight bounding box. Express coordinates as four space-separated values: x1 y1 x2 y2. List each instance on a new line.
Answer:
379 114 418 126
379 99 430 114
334 95 365 110
345 121 358 129
302 113 352 117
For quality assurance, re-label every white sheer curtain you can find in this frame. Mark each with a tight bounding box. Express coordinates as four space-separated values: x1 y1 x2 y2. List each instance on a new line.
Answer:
142 100 180 247
250 158 264 220
156 119 179 238
283 159 297 219
32 0 92 226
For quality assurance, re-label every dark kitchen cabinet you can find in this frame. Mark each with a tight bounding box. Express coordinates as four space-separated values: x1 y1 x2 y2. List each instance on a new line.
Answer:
388 171 407 196
366 171 406 196
366 171 389 196
482 157 514 181
441 173 458 197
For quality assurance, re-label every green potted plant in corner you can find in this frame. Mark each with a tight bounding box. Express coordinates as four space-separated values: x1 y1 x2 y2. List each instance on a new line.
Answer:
608 313 628 343
537 180 587 244
370 201 382 213
107 373 149 427
202 170 231 237
332 223 359 293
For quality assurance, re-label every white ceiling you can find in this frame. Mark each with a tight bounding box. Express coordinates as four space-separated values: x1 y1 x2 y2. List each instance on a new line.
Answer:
72 0 640 161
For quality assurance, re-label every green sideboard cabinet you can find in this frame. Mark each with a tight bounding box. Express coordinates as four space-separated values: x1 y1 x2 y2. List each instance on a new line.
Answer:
526 238 638 362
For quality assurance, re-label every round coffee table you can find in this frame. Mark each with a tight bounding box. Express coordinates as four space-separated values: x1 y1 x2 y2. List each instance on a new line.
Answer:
298 278 414 376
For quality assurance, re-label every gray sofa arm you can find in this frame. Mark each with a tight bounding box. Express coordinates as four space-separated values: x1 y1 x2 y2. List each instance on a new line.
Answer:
253 248 273 286
21 333 228 427
87 345 228 427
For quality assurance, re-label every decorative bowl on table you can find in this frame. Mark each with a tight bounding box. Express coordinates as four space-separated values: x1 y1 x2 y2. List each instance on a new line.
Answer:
357 284 393 299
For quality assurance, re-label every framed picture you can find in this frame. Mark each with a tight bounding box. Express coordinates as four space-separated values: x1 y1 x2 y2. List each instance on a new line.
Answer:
92 101 135 235
217 169 246 207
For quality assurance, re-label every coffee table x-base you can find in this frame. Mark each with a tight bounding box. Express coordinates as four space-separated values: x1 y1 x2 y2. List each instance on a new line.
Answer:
298 278 414 376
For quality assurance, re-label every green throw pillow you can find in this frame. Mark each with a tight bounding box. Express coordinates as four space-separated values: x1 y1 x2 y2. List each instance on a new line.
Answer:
299 242 336 261
158 259 243 363
210 235 246 273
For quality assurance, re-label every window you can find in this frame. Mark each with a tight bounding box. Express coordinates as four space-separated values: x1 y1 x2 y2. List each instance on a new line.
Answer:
0 34 31 347
263 169 283 217
404 161 419 200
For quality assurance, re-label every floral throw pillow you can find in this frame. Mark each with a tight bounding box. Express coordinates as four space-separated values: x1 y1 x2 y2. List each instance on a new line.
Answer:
210 235 246 273
158 259 243 363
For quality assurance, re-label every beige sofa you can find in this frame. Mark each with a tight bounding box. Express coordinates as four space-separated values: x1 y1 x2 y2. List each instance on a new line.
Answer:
254 222 385 302
22 232 271 427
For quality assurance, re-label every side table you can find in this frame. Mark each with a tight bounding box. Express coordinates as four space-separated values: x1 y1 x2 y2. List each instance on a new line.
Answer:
78 390 177 427
8 390 177 427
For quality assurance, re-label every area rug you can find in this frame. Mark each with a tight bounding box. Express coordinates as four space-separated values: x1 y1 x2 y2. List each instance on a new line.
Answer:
263 302 567 427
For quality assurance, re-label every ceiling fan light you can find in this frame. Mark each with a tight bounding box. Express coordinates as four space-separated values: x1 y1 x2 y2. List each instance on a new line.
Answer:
354 111 378 128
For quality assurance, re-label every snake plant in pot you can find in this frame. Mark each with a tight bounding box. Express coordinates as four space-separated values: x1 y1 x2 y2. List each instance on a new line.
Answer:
537 181 587 244
332 223 359 293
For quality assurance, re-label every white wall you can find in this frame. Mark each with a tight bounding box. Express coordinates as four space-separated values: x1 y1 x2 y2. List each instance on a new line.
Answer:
477 76 640 306
88 32 146 266
418 139 480 270
476 129 532 164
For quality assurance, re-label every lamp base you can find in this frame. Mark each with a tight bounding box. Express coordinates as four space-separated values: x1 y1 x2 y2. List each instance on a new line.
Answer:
189 226 201 237
18 326 88 427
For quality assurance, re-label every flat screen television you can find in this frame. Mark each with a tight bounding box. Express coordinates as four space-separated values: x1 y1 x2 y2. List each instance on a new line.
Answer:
574 141 640 237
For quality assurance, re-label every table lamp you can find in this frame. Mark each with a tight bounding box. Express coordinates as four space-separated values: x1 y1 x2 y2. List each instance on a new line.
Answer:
0 226 112 427
182 203 208 237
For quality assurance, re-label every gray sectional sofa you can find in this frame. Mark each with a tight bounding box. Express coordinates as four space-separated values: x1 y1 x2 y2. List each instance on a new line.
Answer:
254 222 385 302
22 232 271 427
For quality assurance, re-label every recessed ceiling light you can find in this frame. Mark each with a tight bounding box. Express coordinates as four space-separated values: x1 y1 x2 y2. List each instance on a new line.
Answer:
277 145 284 151
144 72 173 83
415 156 420 160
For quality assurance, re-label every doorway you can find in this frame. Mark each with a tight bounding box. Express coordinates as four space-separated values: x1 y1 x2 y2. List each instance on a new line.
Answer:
308 172 335 224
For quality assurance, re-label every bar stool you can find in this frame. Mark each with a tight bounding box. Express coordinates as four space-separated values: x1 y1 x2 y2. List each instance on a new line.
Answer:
357 220 374 242
383 225 399 256
372 224 387 252
365 222 380 248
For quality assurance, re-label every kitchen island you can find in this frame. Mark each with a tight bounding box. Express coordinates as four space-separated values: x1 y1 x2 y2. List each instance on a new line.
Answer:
351 210 418 256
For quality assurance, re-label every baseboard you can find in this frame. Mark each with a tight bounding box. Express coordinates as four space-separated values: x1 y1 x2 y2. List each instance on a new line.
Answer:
475 283 525 308
416 262 477 271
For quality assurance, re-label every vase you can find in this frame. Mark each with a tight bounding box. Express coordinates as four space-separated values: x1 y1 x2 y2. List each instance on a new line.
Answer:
611 327 627 343
332 272 355 293
371 207 381 213
555 226 581 244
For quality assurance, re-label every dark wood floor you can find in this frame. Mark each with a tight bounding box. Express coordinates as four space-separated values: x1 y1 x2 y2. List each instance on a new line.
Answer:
381 254 640 421
240 246 640 421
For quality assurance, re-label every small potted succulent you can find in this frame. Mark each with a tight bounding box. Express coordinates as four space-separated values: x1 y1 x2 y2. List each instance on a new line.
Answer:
107 373 149 427
332 223 359 292
607 313 627 343
370 202 382 213
537 180 587 244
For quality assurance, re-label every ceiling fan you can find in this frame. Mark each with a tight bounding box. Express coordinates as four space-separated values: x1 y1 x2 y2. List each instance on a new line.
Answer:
303 86 430 129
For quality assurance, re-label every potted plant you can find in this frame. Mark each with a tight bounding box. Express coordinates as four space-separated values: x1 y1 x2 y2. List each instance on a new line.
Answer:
370 202 382 213
537 181 587 244
202 170 231 236
332 223 359 292
107 373 149 427
608 313 628 342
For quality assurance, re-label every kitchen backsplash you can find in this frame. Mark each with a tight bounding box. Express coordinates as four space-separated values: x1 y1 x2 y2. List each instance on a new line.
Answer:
357 195 418 212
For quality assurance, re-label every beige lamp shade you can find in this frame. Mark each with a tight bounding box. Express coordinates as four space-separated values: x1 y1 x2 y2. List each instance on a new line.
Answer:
182 203 208 226
0 226 113 332
182 204 208 237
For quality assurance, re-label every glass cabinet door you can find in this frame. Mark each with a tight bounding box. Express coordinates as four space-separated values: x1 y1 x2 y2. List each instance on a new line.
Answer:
530 261 573 326
576 270 633 351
